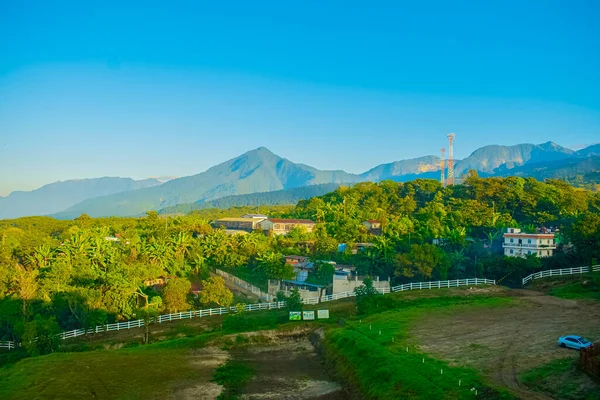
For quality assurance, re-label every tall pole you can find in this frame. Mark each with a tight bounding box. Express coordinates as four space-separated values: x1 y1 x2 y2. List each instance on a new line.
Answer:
440 148 446 187
447 133 455 185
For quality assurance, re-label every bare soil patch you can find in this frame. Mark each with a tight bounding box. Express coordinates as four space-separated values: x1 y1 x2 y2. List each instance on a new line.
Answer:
231 338 347 400
173 347 229 400
410 289 600 399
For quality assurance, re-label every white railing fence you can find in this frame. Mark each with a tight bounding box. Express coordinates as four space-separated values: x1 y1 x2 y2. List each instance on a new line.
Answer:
0 341 15 350
1 278 494 350
522 265 600 285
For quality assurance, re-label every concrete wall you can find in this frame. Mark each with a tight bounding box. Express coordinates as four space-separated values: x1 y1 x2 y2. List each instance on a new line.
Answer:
332 275 390 294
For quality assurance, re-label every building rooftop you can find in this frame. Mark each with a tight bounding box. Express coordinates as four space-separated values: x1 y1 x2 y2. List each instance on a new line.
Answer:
241 214 269 219
285 255 310 261
282 279 324 288
266 218 316 224
214 217 263 223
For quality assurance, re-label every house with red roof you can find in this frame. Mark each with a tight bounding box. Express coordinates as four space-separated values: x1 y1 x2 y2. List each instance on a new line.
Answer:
259 218 316 235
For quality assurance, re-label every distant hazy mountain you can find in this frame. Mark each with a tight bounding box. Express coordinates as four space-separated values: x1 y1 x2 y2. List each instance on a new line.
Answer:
574 144 600 158
53 148 361 218
360 156 441 181
19 141 600 219
454 141 574 175
0 177 162 220
495 155 600 181
158 183 344 215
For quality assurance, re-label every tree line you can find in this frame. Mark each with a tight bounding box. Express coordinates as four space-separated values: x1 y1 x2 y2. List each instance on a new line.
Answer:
1 173 599 354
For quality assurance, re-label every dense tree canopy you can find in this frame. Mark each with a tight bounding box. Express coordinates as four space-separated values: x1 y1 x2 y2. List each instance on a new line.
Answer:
0 174 598 346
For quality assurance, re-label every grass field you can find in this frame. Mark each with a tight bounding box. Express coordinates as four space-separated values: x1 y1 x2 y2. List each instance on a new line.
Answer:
2 284 598 399
0 345 210 400
323 295 516 399
531 272 600 301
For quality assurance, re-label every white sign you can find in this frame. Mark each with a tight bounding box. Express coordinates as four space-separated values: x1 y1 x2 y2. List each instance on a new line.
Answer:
317 309 329 319
302 310 315 320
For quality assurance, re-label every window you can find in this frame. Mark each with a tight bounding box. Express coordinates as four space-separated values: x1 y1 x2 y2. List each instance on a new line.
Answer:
510 238 514 243
528 239 532 244
566 338 578 343
528 250 532 255
510 249 513 254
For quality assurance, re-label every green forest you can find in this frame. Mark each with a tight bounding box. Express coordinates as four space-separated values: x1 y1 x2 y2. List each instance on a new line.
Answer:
1 172 599 355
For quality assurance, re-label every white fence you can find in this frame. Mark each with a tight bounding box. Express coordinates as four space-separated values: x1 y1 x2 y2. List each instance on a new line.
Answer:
1 278 494 350
215 268 275 302
0 341 14 350
522 265 600 285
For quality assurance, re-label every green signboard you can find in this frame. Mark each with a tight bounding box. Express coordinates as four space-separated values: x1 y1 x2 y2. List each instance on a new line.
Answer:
289 311 301 321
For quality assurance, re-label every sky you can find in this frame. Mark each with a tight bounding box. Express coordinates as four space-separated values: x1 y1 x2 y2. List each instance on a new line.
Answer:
1 0 599 196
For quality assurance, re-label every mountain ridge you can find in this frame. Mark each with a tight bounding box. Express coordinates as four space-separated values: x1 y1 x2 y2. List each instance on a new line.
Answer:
3 141 597 220
0 177 162 220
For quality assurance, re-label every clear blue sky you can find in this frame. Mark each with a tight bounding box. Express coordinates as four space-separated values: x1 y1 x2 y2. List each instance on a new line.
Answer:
1 0 599 195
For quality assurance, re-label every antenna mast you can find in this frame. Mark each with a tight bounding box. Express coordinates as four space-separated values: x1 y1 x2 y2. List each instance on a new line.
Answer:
440 148 446 187
447 133 455 185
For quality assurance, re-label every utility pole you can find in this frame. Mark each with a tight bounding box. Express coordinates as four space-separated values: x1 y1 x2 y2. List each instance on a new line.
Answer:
447 133 455 185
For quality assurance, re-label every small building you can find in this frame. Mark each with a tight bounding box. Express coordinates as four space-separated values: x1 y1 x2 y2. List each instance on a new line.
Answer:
211 217 266 232
267 279 325 302
502 228 556 258
241 213 269 219
143 277 166 287
338 242 375 254
284 255 313 282
362 220 382 235
259 218 316 235
332 268 390 294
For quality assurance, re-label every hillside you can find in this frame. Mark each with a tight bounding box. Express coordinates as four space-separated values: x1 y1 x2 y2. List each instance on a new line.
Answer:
360 155 441 181
26 141 600 219
454 141 574 175
0 177 162 220
158 183 344 215
494 155 600 184
52 148 361 219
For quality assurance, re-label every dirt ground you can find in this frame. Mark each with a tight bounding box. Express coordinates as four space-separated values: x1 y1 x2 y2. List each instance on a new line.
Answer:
171 329 346 400
410 289 600 400
173 346 229 400
232 338 346 400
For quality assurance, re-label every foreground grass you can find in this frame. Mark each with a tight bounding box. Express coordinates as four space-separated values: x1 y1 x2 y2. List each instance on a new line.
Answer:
521 358 600 400
0 287 509 399
532 272 600 301
323 296 517 400
0 346 201 400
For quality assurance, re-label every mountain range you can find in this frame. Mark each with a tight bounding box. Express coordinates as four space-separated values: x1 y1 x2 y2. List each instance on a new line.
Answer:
0 178 162 220
1 141 598 220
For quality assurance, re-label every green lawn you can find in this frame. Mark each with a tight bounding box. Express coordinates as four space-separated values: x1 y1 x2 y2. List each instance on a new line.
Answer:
0 346 201 400
521 358 600 400
533 272 600 301
323 295 516 400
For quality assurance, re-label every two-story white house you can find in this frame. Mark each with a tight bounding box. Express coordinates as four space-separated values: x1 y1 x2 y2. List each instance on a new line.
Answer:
502 228 556 258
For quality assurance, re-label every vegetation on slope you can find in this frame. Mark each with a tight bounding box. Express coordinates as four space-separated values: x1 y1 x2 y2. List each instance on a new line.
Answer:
521 358 600 400
0 346 202 400
1 175 599 358
322 295 516 399
158 183 342 215
531 272 600 301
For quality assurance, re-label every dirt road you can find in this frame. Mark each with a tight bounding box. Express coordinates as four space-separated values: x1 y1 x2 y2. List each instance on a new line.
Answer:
410 290 600 399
